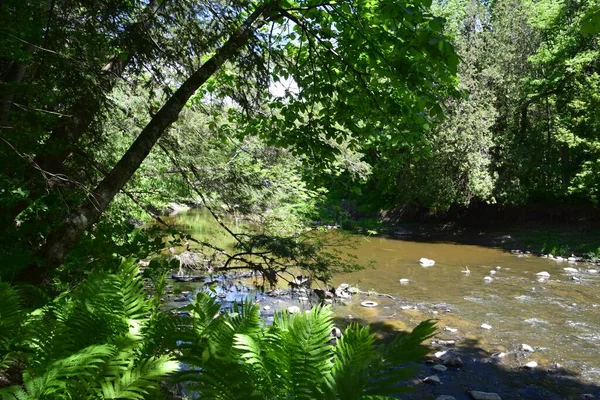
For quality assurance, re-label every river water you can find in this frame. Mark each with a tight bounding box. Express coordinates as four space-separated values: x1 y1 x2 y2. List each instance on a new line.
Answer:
162 210 600 398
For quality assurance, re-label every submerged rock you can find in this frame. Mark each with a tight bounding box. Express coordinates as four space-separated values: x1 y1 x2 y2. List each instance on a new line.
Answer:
436 396 456 400
481 323 493 330
433 364 448 372
469 391 502 400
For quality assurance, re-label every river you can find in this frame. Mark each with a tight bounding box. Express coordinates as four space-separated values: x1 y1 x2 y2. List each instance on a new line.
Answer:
161 209 600 399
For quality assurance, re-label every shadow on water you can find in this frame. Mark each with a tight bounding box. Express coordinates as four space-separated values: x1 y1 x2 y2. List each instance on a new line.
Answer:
333 316 600 400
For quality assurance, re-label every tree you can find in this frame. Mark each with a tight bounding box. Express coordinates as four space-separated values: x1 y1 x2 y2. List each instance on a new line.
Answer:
12 0 457 282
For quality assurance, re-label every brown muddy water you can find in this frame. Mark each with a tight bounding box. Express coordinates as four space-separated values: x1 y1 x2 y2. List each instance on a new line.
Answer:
161 210 600 399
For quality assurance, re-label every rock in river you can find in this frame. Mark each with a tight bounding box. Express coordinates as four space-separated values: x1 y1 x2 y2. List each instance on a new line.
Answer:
524 361 538 369
433 364 448 372
435 350 463 367
564 267 578 273
423 375 441 385
419 258 435 267
437 396 456 400
287 306 301 314
469 391 502 400
520 343 534 352
536 271 550 278
481 323 492 330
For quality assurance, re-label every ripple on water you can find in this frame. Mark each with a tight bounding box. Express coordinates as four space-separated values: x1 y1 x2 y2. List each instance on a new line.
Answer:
463 296 485 304
524 317 550 325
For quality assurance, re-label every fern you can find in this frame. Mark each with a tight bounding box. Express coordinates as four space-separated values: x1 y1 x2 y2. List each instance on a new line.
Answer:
179 292 436 400
0 259 178 399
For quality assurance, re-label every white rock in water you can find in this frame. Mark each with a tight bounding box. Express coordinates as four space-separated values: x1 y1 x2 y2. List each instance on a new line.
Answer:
588 269 598 274
444 327 458 333
496 266 501 270
287 306 301 314
469 391 502 400
263 305 271 311
435 350 448 359
424 375 441 385
419 258 435 267
536 271 550 278
481 323 492 330
484 276 493 282
399 278 409 284
524 361 538 369
564 267 578 273
556 256 564 261
568 257 577 262
537 278 547 283
436 395 456 400
520 343 534 352
490 270 497 275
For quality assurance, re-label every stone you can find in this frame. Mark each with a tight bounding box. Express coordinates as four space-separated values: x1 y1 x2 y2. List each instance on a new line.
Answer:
537 278 547 283
492 352 507 359
436 396 456 400
433 364 448 372
399 278 409 284
331 327 342 338
436 350 463 367
423 375 441 385
588 269 598 274
581 394 596 400
568 257 578 262
496 266 501 270
481 323 492 330
484 276 493 282
564 267 578 273
520 344 534 352
490 270 497 275
536 271 550 278
298 296 309 302
287 306 301 314
263 305 271 311
469 391 502 400
572 276 581 281
444 326 458 333
419 258 435 267
524 361 538 369
437 340 456 346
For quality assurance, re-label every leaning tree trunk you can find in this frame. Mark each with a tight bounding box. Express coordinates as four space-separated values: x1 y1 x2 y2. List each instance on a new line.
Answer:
4 0 162 222
19 2 270 284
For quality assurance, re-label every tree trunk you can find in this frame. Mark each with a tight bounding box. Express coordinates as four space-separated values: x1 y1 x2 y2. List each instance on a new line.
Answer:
4 0 161 221
0 61 26 126
19 2 270 284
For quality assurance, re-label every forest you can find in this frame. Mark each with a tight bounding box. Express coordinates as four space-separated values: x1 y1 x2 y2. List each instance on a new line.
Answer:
1 0 600 398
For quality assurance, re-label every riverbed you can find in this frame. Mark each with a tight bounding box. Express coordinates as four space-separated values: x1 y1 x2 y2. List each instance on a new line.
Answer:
161 210 600 399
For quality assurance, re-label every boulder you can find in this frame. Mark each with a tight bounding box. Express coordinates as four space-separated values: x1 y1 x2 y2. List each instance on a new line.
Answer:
536 271 550 278
481 323 492 330
564 267 578 273
287 306 301 314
